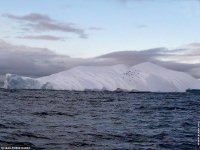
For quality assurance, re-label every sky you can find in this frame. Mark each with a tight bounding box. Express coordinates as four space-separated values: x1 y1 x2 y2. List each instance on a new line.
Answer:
0 0 200 78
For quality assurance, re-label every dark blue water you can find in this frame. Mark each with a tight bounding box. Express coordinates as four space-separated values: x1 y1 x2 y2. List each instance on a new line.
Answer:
0 89 200 150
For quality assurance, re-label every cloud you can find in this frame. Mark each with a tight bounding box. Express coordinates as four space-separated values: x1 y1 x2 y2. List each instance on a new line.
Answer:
0 40 85 76
3 13 88 38
17 35 66 41
98 46 200 78
0 40 118 77
97 47 168 65
4 13 53 22
0 39 200 79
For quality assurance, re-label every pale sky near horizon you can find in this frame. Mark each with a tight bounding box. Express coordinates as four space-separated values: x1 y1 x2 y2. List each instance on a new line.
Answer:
0 0 200 58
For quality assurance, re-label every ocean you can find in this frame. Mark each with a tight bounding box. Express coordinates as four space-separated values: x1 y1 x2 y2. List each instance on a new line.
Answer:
0 89 200 150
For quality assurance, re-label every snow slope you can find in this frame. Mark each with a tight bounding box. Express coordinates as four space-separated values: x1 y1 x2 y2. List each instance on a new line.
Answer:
4 62 200 92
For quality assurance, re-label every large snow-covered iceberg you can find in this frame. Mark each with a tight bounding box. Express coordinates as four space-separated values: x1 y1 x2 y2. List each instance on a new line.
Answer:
4 62 200 92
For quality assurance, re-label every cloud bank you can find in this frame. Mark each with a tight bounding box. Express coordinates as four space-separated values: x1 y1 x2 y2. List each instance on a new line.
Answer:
0 40 84 76
0 40 200 78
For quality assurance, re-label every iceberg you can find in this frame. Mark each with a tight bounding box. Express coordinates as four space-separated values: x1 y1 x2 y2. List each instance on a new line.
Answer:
4 62 200 92
4 74 53 90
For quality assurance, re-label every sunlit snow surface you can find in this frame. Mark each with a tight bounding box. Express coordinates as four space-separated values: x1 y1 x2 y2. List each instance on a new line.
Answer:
4 62 200 92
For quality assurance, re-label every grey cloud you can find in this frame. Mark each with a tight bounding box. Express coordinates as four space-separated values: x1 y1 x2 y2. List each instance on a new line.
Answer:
0 39 200 79
4 13 53 22
0 40 116 77
97 48 168 65
17 35 66 41
188 43 200 47
98 46 200 78
4 13 87 38
0 40 84 77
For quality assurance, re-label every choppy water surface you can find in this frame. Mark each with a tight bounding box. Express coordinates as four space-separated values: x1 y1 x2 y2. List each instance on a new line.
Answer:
0 89 200 150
